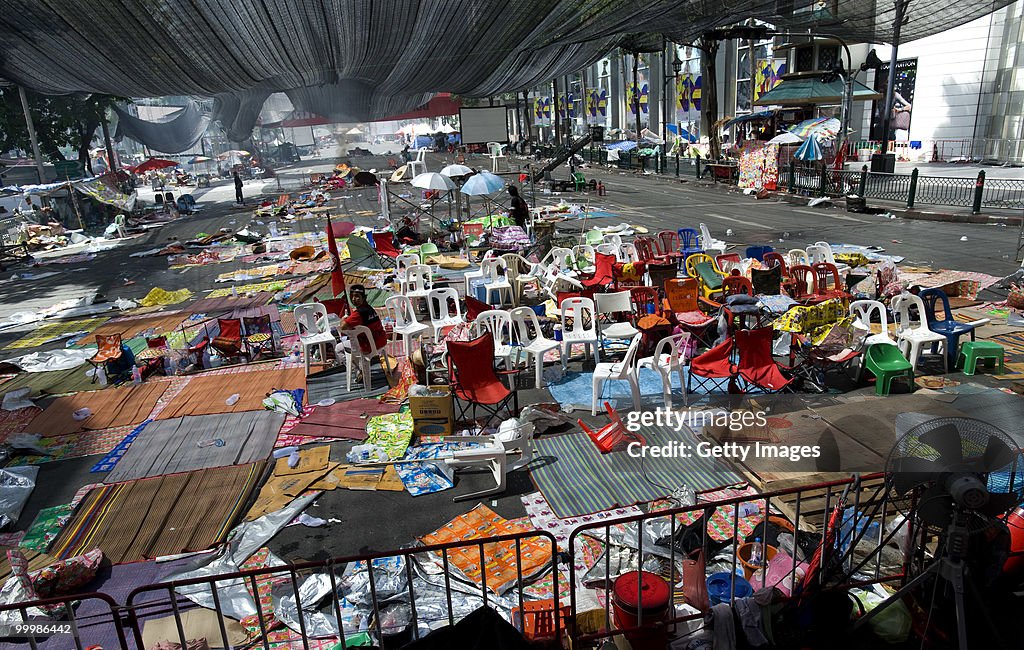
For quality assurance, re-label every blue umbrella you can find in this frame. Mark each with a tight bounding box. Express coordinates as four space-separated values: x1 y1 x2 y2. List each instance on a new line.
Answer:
460 171 505 196
794 135 823 161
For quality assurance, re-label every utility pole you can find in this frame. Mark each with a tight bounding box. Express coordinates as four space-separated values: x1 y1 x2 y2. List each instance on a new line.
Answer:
633 52 641 145
101 115 117 172
18 86 46 184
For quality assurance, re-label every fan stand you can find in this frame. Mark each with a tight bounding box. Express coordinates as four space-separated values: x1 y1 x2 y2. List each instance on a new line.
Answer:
852 513 1003 650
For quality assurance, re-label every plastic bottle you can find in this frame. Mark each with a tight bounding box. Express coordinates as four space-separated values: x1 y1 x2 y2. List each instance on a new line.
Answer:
131 366 142 385
290 343 302 362
196 438 225 448
225 393 240 406
96 365 108 386
750 537 763 567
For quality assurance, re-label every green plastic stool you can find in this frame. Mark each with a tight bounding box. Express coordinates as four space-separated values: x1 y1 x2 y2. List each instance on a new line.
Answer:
864 343 916 396
957 340 1005 375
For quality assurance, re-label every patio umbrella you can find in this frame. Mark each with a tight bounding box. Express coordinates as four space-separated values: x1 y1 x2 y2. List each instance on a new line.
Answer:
188 156 212 164
787 117 840 141
410 172 456 191
216 150 251 160
460 171 504 196
345 127 364 135
440 164 473 177
767 132 803 145
794 135 823 161
132 157 179 173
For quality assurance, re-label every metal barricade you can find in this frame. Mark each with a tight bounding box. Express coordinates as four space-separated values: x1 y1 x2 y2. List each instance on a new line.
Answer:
566 472 905 646
0 592 128 650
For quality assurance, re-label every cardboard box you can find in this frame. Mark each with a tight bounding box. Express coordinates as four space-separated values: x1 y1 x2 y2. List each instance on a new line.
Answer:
409 386 454 420
413 417 453 437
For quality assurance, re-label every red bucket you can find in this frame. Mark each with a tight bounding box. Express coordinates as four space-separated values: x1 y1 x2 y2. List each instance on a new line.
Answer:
611 571 670 649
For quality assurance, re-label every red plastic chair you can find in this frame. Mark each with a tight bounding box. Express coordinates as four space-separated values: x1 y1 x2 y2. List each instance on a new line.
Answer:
722 275 754 298
736 327 793 392
789 265 824 304
211 318 244 359
657 230 682 258
633 236 662 263
629 287 661 318
812 263 848 301
446 333 514 425
763 252 788 275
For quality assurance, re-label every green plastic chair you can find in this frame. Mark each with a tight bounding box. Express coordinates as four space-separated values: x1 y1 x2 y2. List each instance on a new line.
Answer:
585 229 604 246
957 340 1005 375
572 171 587 191
418 242 439 263
863 343 915 396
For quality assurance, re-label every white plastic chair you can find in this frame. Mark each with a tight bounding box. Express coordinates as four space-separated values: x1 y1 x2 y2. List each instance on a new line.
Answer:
595 243 618 257
293 303 338 375
340 325 382 392
849 300 894 347
407 148 428 176
813 241 850 274
892 293 949 373
510 306 559 388
403 264 433 301
788 248 810 267
699 223 727 256
540 263 583 300
385 295 428 357
482 257 514 307
474 309 514 366
560 297 600 368
541 247 575 275
594 290 640 354
464 250 497 296
426 287 464 342
592 334 642 415
572 244 596 273
602 233 623 247
487 142 508 172
445 418 535 502
637 332 690 408
619 242 640 264
395 253 422 292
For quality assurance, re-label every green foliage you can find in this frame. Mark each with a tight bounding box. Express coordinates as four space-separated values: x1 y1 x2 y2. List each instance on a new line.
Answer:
0 89 127 173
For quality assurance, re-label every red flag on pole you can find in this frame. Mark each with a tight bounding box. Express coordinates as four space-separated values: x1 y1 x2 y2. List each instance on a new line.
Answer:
325 213 347 298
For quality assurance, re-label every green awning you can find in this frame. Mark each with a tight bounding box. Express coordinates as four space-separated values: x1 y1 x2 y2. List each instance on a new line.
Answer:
754 77 882 107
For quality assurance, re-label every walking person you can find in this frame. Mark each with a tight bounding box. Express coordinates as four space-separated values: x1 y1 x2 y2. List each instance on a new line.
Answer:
507 185 529 231
233 171 244 205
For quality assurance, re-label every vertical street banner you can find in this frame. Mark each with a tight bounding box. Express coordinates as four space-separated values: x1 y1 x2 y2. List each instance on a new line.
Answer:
870 58 917 141
755 60 786 101
533 96 552 126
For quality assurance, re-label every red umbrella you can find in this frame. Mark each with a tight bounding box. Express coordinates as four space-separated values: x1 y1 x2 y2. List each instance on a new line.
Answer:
131 157 179 173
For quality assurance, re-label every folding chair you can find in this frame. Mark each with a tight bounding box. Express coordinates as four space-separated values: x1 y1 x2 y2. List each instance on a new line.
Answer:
373 231 402 259
89 334 124 383
211 318 245 361
664 278 717 349
243 314 276 359
787 317 862 393
735 327 793 393
136 335 170 377
446 333 515 425
687 335 736 395
580 253 616 288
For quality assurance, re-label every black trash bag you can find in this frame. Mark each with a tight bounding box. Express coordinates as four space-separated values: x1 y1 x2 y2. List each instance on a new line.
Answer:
399 606 532 650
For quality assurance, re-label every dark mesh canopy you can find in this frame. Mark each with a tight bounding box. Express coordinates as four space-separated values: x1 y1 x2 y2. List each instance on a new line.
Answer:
0 0 1011 139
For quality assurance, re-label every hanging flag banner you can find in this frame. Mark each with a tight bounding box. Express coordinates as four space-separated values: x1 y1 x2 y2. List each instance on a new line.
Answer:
676 74 694 114
754 60 786 101
566 93 576 119
627 82 649 115
533 97 552 126
692 76 702 112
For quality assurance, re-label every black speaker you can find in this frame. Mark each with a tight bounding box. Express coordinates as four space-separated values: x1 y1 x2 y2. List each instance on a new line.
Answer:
589 125 605 142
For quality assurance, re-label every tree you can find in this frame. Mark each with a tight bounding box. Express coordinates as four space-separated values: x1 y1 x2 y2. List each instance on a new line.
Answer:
697 36 721 160
0 89 127 175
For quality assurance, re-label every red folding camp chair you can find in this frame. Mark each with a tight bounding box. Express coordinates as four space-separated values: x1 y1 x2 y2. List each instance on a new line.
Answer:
687 336 737 395
373 232 401 258
446 333 515 425
243 314 276 359
735 327 793 393
211 318 245 360
580 252 616 288
136 335 170 378
465 295 491 321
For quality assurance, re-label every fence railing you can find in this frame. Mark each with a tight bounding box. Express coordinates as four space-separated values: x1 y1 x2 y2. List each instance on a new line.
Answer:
786 161 1024 213
0 473 912 649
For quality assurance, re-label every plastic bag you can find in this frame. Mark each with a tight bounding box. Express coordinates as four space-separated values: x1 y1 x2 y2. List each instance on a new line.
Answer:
0 466 39 530
852 588 911 643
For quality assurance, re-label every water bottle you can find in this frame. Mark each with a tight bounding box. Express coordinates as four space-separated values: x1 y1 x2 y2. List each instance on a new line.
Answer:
131 366 142 385
290 343 302 363
750 537 763 567
96 365 108 386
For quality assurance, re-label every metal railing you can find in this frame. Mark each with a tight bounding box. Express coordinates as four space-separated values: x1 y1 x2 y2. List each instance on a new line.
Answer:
0 473 911 649
786 161 1024 213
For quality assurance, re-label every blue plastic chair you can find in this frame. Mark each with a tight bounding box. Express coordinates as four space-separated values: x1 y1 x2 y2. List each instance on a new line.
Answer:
745 245 773 261
677 227 704 260
919 288 975 368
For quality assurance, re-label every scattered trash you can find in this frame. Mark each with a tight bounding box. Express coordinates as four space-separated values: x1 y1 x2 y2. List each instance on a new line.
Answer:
725 229 734 236
807 197 832 207
72 408 92 421
113 298 137 310
891 240 903 244
225 393 240 406
960 235 968 241
287 450 301 468
273 446 297 459
196 438 225 448
317 398 336 407
288 513 340 528
1 388 35 411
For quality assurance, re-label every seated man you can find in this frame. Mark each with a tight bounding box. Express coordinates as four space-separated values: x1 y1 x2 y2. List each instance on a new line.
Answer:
339 285 387 355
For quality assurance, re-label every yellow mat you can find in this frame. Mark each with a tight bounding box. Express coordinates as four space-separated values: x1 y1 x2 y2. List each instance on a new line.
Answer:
4 317 109 350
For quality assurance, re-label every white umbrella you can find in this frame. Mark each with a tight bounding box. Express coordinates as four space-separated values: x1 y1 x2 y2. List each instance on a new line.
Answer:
345 127 364 135
460 171 505 196
410 172 456 191
439 123 457 134
440 164 473 177
767 132 803 145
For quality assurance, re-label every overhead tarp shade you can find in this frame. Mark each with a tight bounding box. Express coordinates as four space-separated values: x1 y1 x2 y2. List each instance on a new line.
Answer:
0 1 1010 140
377 94 462 122
753 78 882 107
260 111 329 129
724 111 775 127
113 101 210 154
1 178 136 211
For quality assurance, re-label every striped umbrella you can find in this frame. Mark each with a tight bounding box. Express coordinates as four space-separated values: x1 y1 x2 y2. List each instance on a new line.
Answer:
787 117 840 141
794 135 823 161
